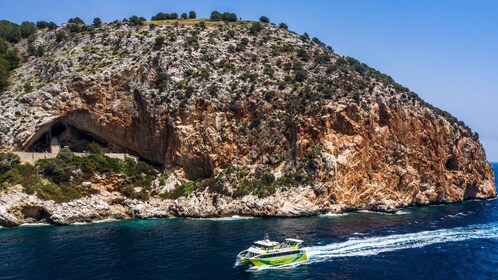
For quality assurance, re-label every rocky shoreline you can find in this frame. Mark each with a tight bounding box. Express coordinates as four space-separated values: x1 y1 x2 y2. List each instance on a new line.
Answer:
1 183 495 228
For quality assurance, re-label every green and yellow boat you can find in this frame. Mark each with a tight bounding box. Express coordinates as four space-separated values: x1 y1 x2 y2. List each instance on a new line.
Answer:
235 235 307 269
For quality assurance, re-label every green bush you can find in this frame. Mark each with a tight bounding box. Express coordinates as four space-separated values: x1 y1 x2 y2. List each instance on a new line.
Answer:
353 91 360 104
0 152 20 173
23 82 33 92
0 20 22 43
189 11 197 19
55 31 66 42
154 36 165 49
156 71 168 89
92 18 102 28
89 142 103 155
279 22 288 30
151 12 178 21
297 48 309 61
250 22 263 34
161 180 201 199
68 17 85 25
222 12 238 22
129 16 146 26
210 11 223 21
0 57 9 91
294 69 308 82
259 16 270 23
20 22 36 38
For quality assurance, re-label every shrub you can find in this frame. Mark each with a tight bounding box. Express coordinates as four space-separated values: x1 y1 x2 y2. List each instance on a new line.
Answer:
312 37 325 47
56 147 75 161
260 172 275 185
189 11 197 19
259 16 270 23
305 146 322 172
36 21 49 29
294 69 308 82
45 21 57 30
35 45 44 57
27 43 36 56
250 118 261 129
151 12 178 21
297 48 309 61
0 57 8 90
236 37 249 51
68 23 81 33
129 16 146 26
278 80 286 90
210 11 223 21
211 11 237 22
92 18 102 28
68 17 85 25
155 71 168 90
89 142 103 155
154 36 165 49
279 22 288 30
161 180 200 199
55 31 66 42
314 53 330 64
0 20 22 43
222 12 238 22
23 82 33 92
250 22 263 34
353 91 360 104
0 152 20 173
20 22 36 38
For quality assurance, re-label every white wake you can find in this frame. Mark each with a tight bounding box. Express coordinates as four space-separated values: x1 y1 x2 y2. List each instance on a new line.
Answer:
306 223 498 260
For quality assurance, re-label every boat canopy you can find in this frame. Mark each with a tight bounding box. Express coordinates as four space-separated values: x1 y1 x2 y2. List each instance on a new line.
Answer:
254 240 279 247
247 247 266 254
285 238 304 244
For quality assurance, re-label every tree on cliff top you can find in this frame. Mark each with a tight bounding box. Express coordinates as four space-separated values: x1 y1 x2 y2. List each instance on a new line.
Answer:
210 11 237 22
210 11 223 21
151 12 179 21
92 18 102 28
259 16 270 23
68 17 85 25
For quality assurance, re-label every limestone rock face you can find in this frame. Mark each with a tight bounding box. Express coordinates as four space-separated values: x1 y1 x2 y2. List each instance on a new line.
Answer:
0 21 495 225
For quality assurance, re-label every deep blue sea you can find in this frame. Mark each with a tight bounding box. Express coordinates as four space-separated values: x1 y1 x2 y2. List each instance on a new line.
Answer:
1 163 497 280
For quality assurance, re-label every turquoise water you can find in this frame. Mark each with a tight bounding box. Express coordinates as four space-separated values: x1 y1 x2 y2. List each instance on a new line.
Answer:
0 163 497 280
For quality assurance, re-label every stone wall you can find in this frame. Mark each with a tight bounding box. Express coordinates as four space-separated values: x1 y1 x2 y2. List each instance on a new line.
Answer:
14 152 138 164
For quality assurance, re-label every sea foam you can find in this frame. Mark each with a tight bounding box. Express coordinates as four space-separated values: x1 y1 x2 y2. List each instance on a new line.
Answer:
305 222 498 260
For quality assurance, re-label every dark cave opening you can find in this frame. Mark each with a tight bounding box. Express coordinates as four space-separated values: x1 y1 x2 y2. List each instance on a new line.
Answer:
445 156 459 171
27 121 122 153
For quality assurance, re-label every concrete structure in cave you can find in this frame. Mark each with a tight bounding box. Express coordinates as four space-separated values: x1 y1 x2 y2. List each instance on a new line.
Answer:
50 138 60 154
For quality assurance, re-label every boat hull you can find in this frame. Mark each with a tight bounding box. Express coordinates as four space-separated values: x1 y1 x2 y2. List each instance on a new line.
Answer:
248 252 308 267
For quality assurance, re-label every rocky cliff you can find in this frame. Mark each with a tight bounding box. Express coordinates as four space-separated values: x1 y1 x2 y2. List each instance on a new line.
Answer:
0 19 495 226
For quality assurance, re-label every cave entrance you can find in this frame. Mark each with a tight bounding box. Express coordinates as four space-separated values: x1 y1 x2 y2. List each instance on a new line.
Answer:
26 121 123 153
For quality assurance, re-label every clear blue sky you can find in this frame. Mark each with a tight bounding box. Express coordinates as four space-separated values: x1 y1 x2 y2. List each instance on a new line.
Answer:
2 0 497 161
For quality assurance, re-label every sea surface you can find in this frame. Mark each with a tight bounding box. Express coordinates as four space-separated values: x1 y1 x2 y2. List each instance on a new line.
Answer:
1 163 497 280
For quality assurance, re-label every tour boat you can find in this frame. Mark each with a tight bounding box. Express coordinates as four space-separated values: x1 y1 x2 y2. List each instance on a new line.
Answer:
235 235 307 269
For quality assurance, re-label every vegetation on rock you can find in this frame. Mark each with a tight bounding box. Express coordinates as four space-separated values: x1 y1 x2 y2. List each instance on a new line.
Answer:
0 147 158 202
